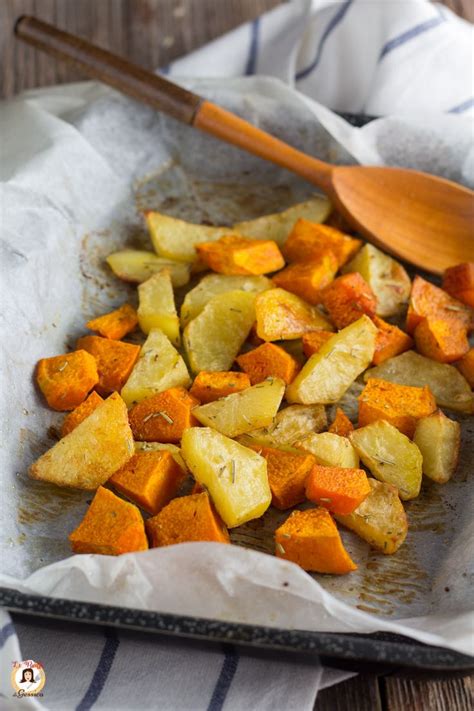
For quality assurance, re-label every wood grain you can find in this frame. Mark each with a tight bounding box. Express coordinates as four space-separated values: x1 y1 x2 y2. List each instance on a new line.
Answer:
383 674 474 711
315 674 382 711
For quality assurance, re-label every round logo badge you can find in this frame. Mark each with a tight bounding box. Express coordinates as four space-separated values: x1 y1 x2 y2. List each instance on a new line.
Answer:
11 660 46 697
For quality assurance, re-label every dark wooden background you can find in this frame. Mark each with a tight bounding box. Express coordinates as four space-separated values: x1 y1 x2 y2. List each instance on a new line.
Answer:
1 1 473 709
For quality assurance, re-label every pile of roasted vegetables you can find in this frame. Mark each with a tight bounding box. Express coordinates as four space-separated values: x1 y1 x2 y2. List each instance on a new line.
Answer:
29 198 474 574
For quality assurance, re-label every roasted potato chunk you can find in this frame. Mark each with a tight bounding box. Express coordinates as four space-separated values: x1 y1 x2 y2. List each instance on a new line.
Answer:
137 270 180 345
335 479 408 554
183 290 255 373
181 427 271 527
192 377 285 437
364 351 474 414
286 316 377 404
106 250 190 286
296 432 359 468
237 404 327 449
413 410 461 484
350 420 422 500
29 393 134 490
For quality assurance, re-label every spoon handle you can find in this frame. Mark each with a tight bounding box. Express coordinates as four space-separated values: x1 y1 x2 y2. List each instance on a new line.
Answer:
15 15 333 192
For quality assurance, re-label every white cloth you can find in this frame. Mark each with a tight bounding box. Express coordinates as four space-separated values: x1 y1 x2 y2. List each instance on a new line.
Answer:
1 1 472 710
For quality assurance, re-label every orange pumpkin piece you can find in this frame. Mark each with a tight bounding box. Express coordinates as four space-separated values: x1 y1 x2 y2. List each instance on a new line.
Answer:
189 371 250 403
372 316 414 365
255 288 333 341
272 253 338 304
456 348 474 388
252 445 316 509
76 336 140 395
442 262 474 308
301 330 334 358
109 450 186 515
305 464 371 515
196 235 284 275
236 343 300 385
320 273 377 329
36 350 99 411
86 303 138 340
328 408 354 437
129 387 200 442
61 391 104 436
283 219 362 267
406 275 474 335
275 508 357 574
146 492 230 546
358 378 436 438
69 486 148 555
414 318 469 364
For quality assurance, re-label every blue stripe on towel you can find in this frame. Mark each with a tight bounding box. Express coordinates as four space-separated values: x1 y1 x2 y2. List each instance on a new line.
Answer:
379 10 446 59
207 645 239 711
245 18 260 75
0 622 16 650
296 0 353 81
448 97 474 113
76 628 120 711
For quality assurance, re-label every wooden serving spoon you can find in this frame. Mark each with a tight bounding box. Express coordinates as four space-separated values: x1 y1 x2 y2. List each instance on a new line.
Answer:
15 15 474 274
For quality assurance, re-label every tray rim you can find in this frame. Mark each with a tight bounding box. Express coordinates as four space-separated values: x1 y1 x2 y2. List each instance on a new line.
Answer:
1 587 473 672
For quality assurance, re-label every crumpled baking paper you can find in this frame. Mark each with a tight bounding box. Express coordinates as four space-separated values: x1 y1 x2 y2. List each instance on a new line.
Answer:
0 77 473 656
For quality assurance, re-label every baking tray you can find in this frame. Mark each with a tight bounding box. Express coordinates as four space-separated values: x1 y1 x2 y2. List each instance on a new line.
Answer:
2 111 473 675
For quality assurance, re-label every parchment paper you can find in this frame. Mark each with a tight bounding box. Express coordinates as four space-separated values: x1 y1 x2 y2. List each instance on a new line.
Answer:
0 77 473 655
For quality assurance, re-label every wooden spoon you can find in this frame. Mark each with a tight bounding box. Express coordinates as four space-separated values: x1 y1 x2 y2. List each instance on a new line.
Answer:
15 15 474 274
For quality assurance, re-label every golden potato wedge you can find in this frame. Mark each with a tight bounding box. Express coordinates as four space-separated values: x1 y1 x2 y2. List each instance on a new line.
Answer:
335 479 408 554
121 328 191 407
183 290 255 373
286 316 377 404
134 441 187 472
343 244 411 317
234 197 332 247
29 393 134 490
146 210 239 263
237 404 327 449
180 274 271 327
296 432 359 468
350 420 422 500
364 351 474 414
137 270 180 346
106 250 190 286
255 288 332 341
181 427 271 527
193 377 285 437
413 410 461 484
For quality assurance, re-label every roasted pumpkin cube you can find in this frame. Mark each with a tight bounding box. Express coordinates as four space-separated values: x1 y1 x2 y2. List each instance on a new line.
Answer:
413 410 461 484
456 348 474 387
255 288 332 341
69 486 148 555
129 387 199 442
236 342 300 385
77 336 140 396
275 508 357 574
283 219 361 267
406 275 473 335
335 479 408 555
358 378 437 438
272 253 338 304
36 350 99 411
320 273 377 329
442 262 474 308
61 391 104 437
109 450 186 514
372 316 414 365
306 464 371 515
328 408 354 437
190 371 251 403
146 492 230 546
414 318 469 363
253 446 316 509
301 330 334 358
86 303 138 340
196 235 285 275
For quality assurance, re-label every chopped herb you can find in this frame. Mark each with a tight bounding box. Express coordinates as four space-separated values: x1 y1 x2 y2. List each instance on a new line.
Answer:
142 410 174 424
229 308 242 313
444 305 468 312
374 454 396 466
218 464 226 478
276 542 286 555
281 533 291 540
58 362 68 372
319 497 332 503
230 459 236 484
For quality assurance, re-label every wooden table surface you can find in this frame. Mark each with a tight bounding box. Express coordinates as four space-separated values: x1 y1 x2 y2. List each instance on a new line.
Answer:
1 1 473 709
